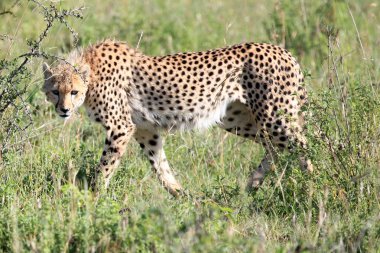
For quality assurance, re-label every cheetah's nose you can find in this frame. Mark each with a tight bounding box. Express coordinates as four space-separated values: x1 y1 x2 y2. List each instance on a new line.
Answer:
61 108 69 113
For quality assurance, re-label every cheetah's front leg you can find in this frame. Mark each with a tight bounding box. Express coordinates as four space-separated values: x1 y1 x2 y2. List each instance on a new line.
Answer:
92 122 136 191
134 129 183 196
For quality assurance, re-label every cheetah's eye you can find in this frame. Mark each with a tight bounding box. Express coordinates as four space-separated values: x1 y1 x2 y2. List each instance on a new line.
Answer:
52 90 59 96
71 90 78 96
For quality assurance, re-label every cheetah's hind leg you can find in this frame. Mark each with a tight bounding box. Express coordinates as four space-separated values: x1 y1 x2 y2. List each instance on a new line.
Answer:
245 131 314 192
245 145 278 191
218 101 274 191
294 132 314 173
219 101 313 192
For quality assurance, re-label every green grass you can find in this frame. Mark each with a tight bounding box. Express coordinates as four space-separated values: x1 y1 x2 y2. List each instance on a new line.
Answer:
1 0 380 252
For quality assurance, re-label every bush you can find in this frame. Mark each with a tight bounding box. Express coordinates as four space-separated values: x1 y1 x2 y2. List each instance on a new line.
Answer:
0 0 84 157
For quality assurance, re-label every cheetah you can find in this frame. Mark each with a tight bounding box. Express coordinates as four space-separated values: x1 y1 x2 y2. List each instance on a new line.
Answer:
42 40 313 196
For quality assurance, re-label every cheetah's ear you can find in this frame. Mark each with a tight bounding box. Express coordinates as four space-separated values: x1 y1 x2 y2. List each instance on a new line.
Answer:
42 62 53 80
80 64 91 83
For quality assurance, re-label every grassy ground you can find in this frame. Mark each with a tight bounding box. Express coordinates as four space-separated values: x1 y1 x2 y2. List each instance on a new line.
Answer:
1 0 380 252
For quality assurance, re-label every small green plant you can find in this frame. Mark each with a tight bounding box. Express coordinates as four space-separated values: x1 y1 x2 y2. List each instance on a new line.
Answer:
264 0 348 69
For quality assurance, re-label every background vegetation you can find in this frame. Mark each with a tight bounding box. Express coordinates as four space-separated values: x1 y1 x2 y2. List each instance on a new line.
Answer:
0 0 379 252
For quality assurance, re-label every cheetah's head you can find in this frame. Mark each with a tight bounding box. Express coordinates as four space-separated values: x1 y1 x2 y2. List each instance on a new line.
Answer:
42 62 90 119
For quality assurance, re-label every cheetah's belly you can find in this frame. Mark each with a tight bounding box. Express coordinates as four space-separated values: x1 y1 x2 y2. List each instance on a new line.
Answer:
130 98 235 132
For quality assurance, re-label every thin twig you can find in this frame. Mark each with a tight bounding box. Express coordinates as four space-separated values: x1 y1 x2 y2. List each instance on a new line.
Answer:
136 31 144 49
0 0 20 16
